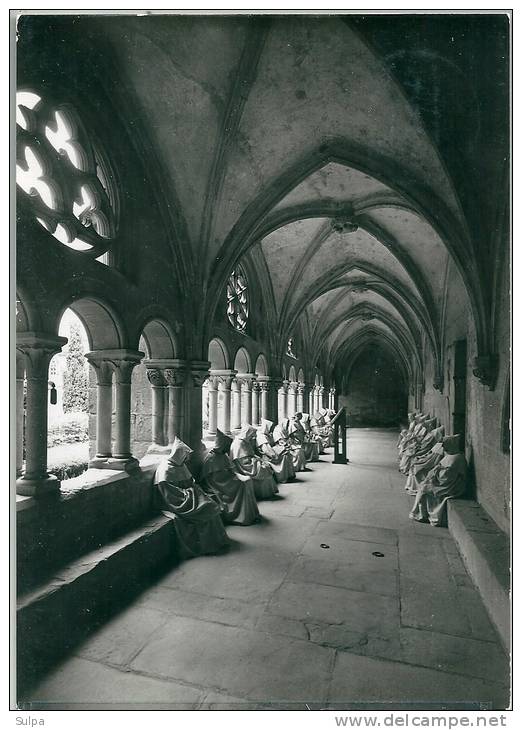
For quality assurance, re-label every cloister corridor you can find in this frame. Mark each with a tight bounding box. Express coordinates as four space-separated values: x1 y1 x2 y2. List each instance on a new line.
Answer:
22 430 509 711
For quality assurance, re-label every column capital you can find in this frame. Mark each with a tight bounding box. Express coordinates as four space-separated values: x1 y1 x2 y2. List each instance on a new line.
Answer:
146 368 166 387
188 360 211 387
237 373 256 389
86 349 144 385
297 383 306 394
211 369 237 389
17 332 68 378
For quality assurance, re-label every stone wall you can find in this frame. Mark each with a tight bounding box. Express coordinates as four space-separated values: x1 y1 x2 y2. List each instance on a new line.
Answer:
422 258 510 534
340 346 408 427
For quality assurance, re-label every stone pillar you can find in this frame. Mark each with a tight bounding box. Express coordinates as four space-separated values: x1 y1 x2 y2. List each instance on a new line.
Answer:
319 386 325 409
240 375 254 426
231 378 242 431
258 380 270 421
111 352 143 469
287 381 298 417
314 385 321 412
329 387 336 410
306 383 315 415
163 361 188 444
146 368 167 446
16 355 25 477
16 333 67 496
209 369 236 436
296 383 305 413
85 355 114 466
278 380 289 421
184 361 210 452
252 381 260 425
206 375 219 435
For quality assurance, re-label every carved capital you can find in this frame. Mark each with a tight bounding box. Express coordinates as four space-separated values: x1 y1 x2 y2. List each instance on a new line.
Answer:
146 368 166 387
87 358 114 386
190 370 210 388
297 384 306 395
259 381 270 392
473 354 498 390
252 381 261 392
17 332 68 380
162 368 185 386
113 359 139 385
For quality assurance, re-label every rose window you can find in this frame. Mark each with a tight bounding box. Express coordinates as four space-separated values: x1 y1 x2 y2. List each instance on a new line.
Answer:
16 90 117 256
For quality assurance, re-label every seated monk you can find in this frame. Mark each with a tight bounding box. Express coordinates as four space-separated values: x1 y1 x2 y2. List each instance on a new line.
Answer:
230 425 279 500
398 414 430 463
287 419 309 472
273 418 307 472
300 413 321 461
154 437 230 559
310 414 329 453
292 413 320 462
200 429 260 525
399 417 438 474
397 412 417 450
404 426 445 493
255 419 296 483
409 435 467 527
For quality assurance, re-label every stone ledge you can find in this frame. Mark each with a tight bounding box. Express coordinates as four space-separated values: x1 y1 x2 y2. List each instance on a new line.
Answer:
447 500 510 652
17 514 176 694
17 459 164 594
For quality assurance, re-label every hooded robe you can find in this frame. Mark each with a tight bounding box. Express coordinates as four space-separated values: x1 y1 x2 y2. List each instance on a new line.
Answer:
230 425 279 499
200 430 260 525
404 426 445 493
409 435 467 526
255 419 296 483
154 437 229 559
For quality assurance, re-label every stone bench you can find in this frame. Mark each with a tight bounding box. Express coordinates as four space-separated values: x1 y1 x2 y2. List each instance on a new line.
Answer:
447 499 510 652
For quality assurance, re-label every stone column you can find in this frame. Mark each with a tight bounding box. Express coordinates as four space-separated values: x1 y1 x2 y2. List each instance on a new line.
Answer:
163 361 188 444
16 333 67 496
252 381 260 425
258 380 270 421
313 386 320 414
85 354 114 467
287 381 298 417
146 368 167 447
296 383 305 413
16 355 25 477
240 375 254 426
111 352 143 469
209 369 236 436
218 375 234 434
278 380 289 421
319 386 325 409
206 375 219 435
231 378 242 431
306 383 315 415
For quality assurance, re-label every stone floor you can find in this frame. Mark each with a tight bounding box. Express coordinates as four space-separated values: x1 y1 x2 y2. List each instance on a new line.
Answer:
24 429 510 710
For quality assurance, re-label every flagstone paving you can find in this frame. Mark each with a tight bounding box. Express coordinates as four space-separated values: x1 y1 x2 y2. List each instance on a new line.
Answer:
25 429 510 710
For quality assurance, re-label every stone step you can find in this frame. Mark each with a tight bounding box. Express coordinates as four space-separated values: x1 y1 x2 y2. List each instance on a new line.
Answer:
447 500 510 652
17 513 175 691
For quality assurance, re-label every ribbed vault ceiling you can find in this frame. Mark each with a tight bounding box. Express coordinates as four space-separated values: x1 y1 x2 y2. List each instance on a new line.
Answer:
18 14 508 382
